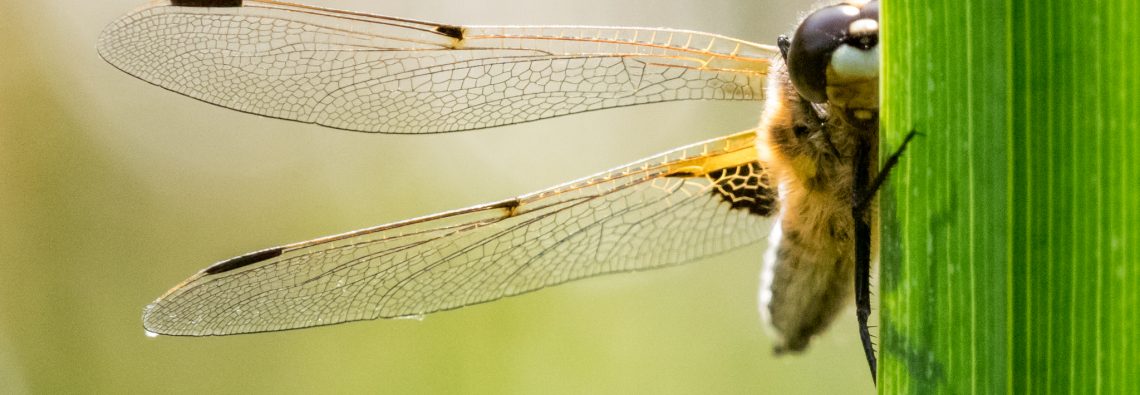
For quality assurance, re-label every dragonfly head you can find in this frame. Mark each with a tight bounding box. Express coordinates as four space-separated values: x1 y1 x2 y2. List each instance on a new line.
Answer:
786 0 879 124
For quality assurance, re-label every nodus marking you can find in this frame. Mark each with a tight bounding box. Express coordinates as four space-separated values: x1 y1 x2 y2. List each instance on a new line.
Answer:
498 199 522 218
436 25 464 40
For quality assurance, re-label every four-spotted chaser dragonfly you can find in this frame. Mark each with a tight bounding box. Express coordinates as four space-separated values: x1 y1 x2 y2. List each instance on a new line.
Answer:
99 0 892 382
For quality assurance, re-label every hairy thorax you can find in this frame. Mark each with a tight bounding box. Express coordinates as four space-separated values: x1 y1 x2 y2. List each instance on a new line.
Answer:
757 64 878 353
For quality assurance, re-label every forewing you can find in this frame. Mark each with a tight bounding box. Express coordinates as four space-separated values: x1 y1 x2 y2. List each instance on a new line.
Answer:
98 0 777 133
143 130 778 335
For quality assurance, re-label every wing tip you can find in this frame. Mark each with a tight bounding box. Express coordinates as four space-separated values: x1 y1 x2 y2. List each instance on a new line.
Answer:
203 247 285 275
170 0 243 7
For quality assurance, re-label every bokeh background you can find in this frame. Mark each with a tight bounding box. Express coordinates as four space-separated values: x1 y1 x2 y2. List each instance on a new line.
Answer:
0 0 874 393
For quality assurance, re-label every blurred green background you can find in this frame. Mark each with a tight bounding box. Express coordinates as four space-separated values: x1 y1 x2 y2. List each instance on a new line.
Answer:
0 0 873 393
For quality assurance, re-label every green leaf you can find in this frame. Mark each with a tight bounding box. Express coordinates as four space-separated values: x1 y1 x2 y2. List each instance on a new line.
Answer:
880 1 1140 392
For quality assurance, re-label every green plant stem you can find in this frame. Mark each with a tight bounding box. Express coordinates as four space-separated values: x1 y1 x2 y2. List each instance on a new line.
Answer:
880 1 1140 392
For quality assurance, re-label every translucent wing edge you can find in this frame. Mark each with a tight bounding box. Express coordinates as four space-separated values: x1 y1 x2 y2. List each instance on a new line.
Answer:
251 0 781 58
142 129 764 335
98 1 777 134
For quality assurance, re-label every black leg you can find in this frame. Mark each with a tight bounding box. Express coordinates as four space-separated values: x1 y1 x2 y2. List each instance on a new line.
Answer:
852 129 919 384
777 35 791 62
853 206 876 383
857 130 920 211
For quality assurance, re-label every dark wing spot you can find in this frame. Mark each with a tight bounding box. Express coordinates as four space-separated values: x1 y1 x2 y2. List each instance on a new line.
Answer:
171 0 242 7
489 199 522 218
708 161 778 216
204 247 284 275
435 25 465 40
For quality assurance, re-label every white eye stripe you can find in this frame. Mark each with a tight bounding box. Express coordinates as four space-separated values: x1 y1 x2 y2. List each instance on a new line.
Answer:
849 18 878 36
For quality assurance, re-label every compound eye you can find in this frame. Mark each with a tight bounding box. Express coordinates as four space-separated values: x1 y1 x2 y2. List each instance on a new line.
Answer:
786 3 863 103
846 0 879 50
862 0 879 20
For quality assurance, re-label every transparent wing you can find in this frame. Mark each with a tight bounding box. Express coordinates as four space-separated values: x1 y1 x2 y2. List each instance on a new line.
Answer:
98 0 777 134
143 130 777 335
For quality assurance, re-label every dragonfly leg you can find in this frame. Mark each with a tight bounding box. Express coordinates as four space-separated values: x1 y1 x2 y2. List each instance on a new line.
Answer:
857 130 920 211
777 35 791 61
852 192 877 383
852 129 918 384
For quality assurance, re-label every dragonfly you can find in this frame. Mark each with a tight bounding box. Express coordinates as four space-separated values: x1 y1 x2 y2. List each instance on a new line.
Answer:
99 0 898 382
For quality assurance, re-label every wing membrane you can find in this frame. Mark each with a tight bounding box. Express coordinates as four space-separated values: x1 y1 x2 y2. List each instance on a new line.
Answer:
143 130 777 335
98 0 777 133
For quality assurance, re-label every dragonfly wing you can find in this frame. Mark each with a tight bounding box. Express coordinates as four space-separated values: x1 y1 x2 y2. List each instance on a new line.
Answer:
98 0 777 133
143 130 778 335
